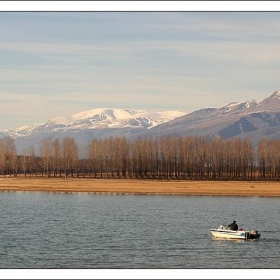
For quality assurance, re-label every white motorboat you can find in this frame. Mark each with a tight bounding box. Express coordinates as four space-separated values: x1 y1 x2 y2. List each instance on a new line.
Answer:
210 225 261 240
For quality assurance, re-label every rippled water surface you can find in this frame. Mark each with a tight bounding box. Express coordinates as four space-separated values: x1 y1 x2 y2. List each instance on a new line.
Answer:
0 191 279 268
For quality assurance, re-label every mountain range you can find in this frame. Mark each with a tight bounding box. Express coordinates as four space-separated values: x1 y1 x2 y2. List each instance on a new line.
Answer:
144 90 280 145
0 108 186 153
1 90 280 153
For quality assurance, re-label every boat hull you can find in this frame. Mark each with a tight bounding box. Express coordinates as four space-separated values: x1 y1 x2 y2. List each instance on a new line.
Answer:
210 229 246 239
210 227 261 240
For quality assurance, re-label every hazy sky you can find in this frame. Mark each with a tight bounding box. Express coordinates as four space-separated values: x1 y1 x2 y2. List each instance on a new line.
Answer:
1 10 280 129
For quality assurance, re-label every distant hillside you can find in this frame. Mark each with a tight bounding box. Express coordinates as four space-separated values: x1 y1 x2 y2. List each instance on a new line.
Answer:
144 90 280 144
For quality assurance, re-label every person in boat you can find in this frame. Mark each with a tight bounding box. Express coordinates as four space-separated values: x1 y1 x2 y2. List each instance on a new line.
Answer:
228 220 238 231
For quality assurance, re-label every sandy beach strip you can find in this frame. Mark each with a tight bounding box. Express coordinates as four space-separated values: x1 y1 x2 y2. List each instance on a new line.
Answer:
0 177 280 197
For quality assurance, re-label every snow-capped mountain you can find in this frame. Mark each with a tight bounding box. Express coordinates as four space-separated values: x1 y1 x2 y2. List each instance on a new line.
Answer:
8 108 186 138
0 108 186 153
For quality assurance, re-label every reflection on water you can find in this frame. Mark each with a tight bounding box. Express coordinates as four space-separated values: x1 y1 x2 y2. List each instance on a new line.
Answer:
0 192 279 268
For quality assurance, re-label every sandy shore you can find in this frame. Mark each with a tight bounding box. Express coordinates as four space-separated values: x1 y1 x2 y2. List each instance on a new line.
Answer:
0 177 280 197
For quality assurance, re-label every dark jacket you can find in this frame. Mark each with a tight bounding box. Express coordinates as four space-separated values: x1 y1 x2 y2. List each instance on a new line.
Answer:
228 221 238 231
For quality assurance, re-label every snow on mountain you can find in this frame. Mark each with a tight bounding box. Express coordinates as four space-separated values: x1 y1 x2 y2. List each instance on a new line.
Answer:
270 89 280 99
2 108 186 139
71 108 142 121
45 108 186 131
214 99 260 116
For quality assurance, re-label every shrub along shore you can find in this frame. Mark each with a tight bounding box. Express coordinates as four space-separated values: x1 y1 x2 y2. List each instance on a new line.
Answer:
0 177 280 197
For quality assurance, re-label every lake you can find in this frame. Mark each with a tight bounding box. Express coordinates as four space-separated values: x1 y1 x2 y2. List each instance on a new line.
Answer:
0 191 279 270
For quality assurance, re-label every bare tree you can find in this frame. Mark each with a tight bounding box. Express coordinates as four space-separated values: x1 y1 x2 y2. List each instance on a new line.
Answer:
62 137 78 178
258 139 267 179
40 138 53 177
52 139 62 177
0 137 17 176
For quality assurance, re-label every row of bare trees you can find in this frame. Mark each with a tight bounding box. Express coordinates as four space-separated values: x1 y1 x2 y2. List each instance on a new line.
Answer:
2 135 280 180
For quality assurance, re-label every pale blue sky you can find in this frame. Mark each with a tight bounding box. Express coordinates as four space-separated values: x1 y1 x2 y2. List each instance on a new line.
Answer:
1 11 280 129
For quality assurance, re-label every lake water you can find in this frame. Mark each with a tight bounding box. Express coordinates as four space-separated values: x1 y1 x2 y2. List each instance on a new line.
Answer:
0 191 279 270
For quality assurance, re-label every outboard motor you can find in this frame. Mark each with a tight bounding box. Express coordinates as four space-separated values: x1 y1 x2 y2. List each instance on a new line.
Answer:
249 230 260 239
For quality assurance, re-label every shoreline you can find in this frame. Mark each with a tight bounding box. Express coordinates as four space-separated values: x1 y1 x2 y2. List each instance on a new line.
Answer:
0 177 280 197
